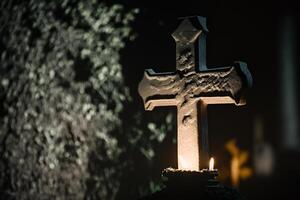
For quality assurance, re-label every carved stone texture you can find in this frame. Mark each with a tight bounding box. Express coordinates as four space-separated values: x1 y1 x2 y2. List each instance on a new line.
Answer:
138 16 252 171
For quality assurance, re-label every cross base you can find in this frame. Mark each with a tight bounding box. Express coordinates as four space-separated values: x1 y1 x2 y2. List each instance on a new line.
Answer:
162 168 219 188
138 168 243 200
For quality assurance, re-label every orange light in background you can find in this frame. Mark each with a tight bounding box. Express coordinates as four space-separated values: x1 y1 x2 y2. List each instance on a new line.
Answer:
226 139 253 188
231 157 240 186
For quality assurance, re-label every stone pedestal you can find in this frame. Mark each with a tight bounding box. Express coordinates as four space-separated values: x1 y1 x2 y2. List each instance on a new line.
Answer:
139 168 243 200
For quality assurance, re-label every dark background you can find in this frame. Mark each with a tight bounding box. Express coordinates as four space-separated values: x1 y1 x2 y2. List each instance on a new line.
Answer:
116 1 300 199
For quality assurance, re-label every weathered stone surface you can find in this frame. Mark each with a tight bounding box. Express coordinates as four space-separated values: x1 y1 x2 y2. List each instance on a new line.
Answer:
139 64 250 111
138 16 252 171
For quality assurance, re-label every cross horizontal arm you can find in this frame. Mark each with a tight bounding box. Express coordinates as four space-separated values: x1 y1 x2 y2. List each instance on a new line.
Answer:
139 62 252 111
182 63 252 106
138 69 180 110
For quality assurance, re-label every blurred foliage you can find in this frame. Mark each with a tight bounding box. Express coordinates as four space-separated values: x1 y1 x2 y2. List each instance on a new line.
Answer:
0 0 174 199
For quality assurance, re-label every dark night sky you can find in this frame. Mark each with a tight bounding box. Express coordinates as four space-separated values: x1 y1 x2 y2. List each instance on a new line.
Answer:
116 1 300 198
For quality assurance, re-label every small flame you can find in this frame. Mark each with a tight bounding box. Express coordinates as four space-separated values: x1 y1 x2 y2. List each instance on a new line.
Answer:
209 157 214 171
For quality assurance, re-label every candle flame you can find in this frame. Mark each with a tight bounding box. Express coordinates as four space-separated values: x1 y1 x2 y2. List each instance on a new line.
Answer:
209 157 214 171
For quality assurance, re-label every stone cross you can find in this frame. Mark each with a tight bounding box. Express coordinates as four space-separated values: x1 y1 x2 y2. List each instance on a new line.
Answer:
138 16 252 171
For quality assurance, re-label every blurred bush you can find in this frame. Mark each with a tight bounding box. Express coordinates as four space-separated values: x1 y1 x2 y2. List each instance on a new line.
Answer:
0 0 174 199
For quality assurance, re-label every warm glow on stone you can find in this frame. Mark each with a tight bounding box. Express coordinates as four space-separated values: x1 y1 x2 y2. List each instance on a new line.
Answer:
178 151 198 171
209 157 214 171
